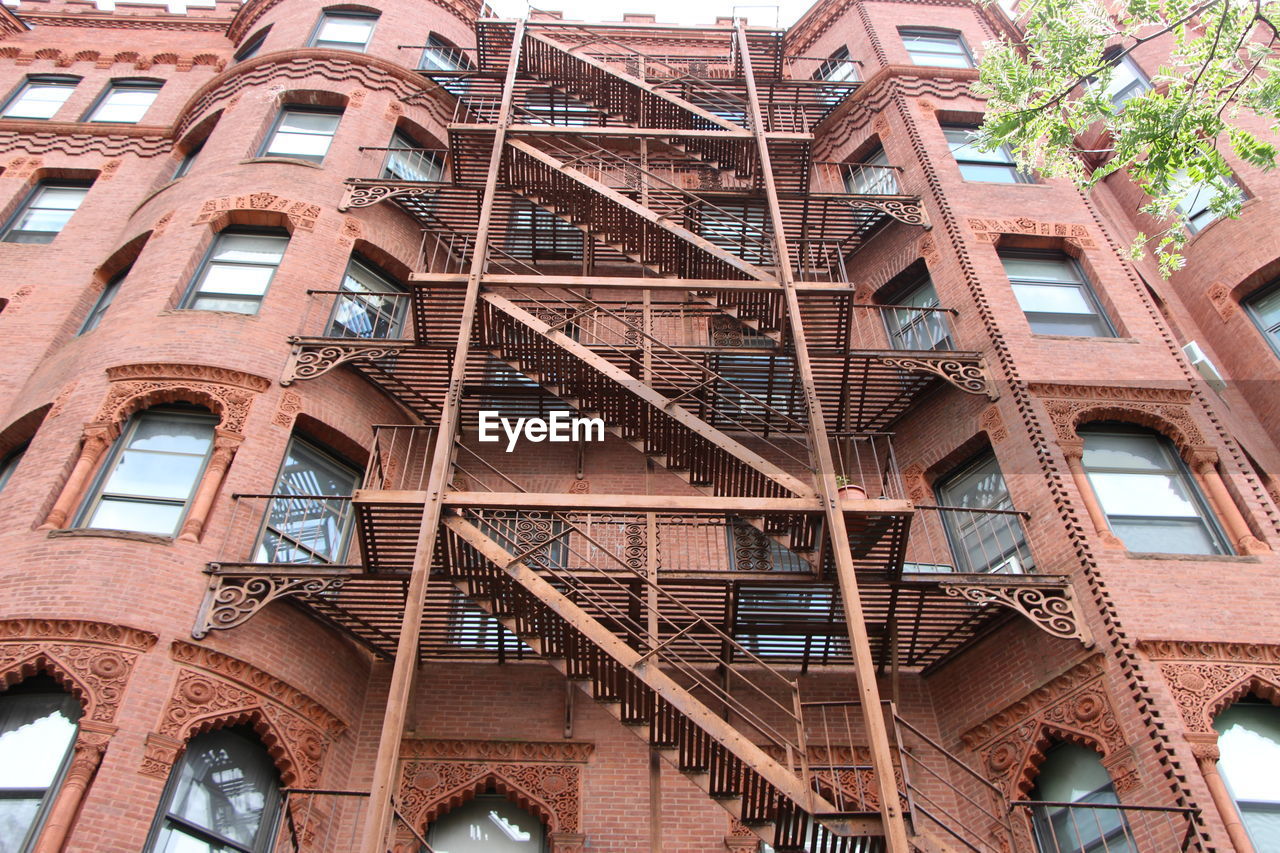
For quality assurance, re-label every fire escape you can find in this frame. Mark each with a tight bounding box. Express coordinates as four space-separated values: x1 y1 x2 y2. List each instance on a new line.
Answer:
194 19 1096 853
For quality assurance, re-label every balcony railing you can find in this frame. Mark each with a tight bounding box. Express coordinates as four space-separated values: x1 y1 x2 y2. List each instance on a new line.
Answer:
353 145 449 182
214 494 359 567
271 789 367 853
1012 800 1199 853
811 162 904 196
904 505 1035 575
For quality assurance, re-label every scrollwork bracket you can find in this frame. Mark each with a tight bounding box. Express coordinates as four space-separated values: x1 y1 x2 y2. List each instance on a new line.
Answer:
941 578 1094 646
847 197 931 229
338 181 437 212
281 339 408 385
878 355 997 399
193 566 353 638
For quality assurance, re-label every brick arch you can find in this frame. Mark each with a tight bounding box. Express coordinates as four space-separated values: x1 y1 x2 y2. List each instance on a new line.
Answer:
1012 720 1114 799
1204 675 1280 731
193 193 322 233
158 701 309 788
1066 405 1204 461
416 771 558 835
95 363 270 435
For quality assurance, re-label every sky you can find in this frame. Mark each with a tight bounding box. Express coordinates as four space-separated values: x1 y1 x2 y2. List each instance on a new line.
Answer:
484 0 817 28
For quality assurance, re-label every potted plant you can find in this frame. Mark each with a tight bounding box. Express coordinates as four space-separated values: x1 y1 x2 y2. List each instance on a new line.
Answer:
835 475 866 501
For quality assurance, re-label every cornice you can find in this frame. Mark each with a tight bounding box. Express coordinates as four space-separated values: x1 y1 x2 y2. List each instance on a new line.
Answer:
0 5 26 36
15 12 230 31
786 0 1005 57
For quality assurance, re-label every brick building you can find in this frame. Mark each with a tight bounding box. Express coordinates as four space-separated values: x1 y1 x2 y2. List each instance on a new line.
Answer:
0 0 1278 849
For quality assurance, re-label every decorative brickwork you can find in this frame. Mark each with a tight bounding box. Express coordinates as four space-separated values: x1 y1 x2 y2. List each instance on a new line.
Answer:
194 193 322 232
1143 641 1280 733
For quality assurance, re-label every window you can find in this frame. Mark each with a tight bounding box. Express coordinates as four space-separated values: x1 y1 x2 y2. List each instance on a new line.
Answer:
449 592 519 651
256 437 359 564
260 108 340 163
845 147 898 195
2 76 78 120
522 87 599 126
1094 52 1148 110
326 257 408 339
234 27 270 63
813 46 858 82
1000 252 1114 337
943 125 1026 183
182 230 288 314
936 453 1032 573
1080 425 1229 555
506 201 582 260
172 139 204 180
146 729 281 853
382 130 443 182
308 11 377 51
0 445 25 492
698 202 770 265
1244 281 1280 357
883 274 952 351
1174 169 1241 235
428 794 545 852
79 267 128 334
78 407 216 536
900 29 973 68
1029 743 1133 853
0 677 81 853
1214 701 1280 849
735 584 838 660
1 182 89 244
84 80 161 123
419 33 472 71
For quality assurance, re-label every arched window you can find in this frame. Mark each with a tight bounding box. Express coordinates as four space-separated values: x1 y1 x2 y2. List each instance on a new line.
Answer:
1078 423 1228 555
1213 700 1280 848
0 675 81 852
256 434 360 563
935 451 1033 574
146 728 281 853
427 793 546 852
1029 742 1133 853
326 256 408 340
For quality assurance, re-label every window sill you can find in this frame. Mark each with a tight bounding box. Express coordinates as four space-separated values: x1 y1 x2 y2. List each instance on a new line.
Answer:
1124 551 1259 563
48 527 174 546
160 308 262 318
1030 335 1138 343
240 157 326 169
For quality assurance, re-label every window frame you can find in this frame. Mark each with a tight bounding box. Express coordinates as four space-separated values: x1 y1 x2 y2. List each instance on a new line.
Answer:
881 272 953 351
942 124 1029 184
82 79 162 124
1 181 91 244
935 451 1033 574
1079 424 1231 555
427 792 548 851
813 46 859 82
254 434 360 564
1213 699 1280 849
307 10 378 52
143 728 283 853
172 138 205 180
258 106 342 164
1029 742 1133 853
1095 51 1150 110
79 266 129 335
75 407 218 537
1174 170 1242 235
1 75 80 120
899 28 974 68
419 32 473 72
0 443 27 492
1243 279 1280 358
999 250 1116 338
234 26 271 63
0 678 82 853
179 227 290 314
325 255 409 339
382 129 444 182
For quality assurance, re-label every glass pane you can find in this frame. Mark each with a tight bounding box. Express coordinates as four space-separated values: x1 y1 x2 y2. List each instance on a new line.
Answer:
277 441 358 497
1031 744 1133 853
1001 256 1082 283
0 799 43 853
277 111 340 135
91 88 158 122
210 233 287 264
1082 432 1171 472
1215 705 1280 802
0 692 79 788
88 497 185 535
316 16 373 46
166 732 278 846
1239 805 1280 851
957 162 1021 183
1247 286 1280 329
939 454 1011 510
1110 516 1222 554
944 129 1012 165
429 796 545 852
191 295 261 314
1102 57 1148 107
128 415 216 454
6 82 75 118
198 263 277 296
102 451 207 499
11 206 75 235
1087 471 1199 517
267 130 333 158
1024 311 1110 336
1011 282 1093 314
154 826 237 853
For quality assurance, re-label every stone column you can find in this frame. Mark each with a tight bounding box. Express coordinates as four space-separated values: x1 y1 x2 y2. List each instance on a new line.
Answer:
1060 440 1125 548
39 423 119 530
1189 449 1270 555
178 430 244 542
32 721 116 853
1186 734 1255 853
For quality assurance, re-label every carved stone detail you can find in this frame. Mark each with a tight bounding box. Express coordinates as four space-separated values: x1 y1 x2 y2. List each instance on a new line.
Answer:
901 462 928 503
979 405 1008 443
967 217 1097 250
97 363 270 434
942 581 1092 644
0 619 156 724
272 390 304 427
1031 383 1207 457
877 355 996 398
195 193 321 231
1141 640 1280 734
47 380 77 418
1207 282 1236 321
962 656 1128 796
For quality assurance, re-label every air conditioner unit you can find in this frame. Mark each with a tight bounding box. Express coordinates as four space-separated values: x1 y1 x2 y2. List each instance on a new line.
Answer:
1182 341 1227 391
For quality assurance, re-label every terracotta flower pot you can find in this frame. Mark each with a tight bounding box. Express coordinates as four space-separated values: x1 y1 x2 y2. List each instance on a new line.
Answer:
837 483 867 501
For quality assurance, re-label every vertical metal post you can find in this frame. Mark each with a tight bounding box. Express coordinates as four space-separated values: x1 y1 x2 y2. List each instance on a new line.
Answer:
734 21 911 851
358 20 528 853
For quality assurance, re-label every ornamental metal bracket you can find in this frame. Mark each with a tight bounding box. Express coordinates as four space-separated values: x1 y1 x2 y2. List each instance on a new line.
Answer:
338 181 437 212
847 196 930 229
877 354 997 399
192 564 354 639
281 338 408 386
939 577 1094 646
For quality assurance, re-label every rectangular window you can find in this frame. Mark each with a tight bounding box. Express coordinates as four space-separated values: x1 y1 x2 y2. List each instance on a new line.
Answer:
1000 252 1114 337
182 231 288 314
326 258 408 339
309 12 376 51
172 140 203 180
900 29 974 68
78 409 216 536
882 275 953 351
261 108 340 163
2 182 89 244
813 46 858 82
85 81 161 123
256 437 359 564
79 267 127 334
1081 427 1229 555
1244 282 1280 357
382 131 443 182
506 201 583 260
1097 53 1149 109
1175 169 1240 235
419 33 471 71
2 76 77 119
936 453 1033 574
943 125 1026 183
844 147 898 195
698 202 770 265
